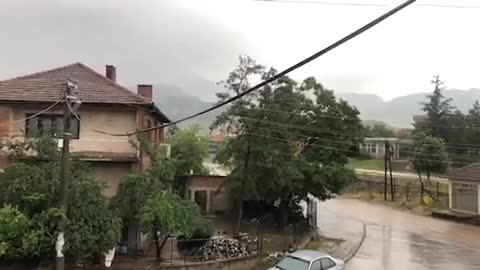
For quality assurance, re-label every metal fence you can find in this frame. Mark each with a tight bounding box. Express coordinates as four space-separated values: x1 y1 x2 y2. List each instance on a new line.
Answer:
349 177 449 205
251 218 312 253
117 235 258 264
115 218 312 264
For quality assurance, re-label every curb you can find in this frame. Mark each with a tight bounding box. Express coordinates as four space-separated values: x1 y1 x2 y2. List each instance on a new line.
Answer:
344 223 366 263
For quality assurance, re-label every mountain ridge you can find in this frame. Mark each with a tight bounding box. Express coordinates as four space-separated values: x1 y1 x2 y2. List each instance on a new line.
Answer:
149 82 480 130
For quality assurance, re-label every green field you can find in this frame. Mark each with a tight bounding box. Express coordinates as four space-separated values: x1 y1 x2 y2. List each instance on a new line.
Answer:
347 158 384 171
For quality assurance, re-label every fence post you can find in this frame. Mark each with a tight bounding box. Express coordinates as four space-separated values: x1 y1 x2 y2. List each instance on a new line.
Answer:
293 223 297 245
406 182 410 201
170 239 173 264
436 182 440 200
259 223 263 254
367 180 372 198
214 239 217 259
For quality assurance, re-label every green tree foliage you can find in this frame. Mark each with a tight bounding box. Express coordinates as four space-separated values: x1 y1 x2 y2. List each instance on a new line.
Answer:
410 132 448 180
415 76 480 166
113 138 212 259
67 163 122 261
0 205 37 260
0 139 121 263
419 75 454 137
166 125 209 176
362 122 395 138
140 192 209 259
212 55 361 232
112 157 176 224
465 101 480 157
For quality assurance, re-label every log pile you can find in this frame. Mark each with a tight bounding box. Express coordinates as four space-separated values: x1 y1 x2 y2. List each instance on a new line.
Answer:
194 237 256 261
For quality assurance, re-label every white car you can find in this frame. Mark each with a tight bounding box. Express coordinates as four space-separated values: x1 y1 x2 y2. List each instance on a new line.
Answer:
268 250 345 270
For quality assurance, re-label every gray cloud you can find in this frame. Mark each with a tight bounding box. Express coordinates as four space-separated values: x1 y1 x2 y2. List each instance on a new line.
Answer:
0 0 249 97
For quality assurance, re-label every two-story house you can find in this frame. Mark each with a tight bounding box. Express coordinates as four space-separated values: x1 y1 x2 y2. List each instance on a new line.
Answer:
0 63 170 196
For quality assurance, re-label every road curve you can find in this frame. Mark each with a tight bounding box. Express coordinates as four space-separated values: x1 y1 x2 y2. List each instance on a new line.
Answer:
318 199 480 270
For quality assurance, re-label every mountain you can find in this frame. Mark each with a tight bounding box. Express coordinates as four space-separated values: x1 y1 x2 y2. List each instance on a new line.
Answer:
337 89 480 128
150 82 480 131
152 83 219 130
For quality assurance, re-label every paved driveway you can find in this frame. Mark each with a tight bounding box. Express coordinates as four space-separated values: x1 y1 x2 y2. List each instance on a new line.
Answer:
318 199 480 270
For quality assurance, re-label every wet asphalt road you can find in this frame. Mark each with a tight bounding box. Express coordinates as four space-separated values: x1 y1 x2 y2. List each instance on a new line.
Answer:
318 199 480 270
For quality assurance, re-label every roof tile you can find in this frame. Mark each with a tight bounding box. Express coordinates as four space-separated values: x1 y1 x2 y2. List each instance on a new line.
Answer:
447 162 480 183
0 63 149 104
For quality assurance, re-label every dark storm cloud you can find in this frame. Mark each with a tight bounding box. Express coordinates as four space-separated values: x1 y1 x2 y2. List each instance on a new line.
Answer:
0 0 248 89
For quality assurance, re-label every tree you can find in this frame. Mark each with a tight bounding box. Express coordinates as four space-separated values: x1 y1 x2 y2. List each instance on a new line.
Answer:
420 75 454 136
0 205 38 261
0 161 121 262
0 138 121 263
416 76 476 166
410 132 448 202
465 100 480 158
167 125 209 176
211 55 266 236
112 156 176 226
139 192 208 259
418 75 457 144
113 137 212 259
66 163 122 261
362 122 395 138
212 56 360 232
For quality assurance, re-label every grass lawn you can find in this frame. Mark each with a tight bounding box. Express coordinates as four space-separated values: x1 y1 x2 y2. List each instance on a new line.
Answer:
347 158 384 171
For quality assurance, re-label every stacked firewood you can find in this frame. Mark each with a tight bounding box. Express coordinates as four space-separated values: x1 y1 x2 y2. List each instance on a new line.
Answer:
194 237 256 261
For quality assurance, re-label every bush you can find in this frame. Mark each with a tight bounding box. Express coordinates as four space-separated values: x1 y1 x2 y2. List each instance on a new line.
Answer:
177 216 213 252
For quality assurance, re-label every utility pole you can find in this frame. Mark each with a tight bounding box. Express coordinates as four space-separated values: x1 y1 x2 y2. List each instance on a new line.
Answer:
384 140 395 201
56 79 79 270
387 141 394 201
384 141 388 201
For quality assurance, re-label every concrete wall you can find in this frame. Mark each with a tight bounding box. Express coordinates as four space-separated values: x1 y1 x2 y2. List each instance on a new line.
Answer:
0 104 157 198
184 176 234 215
9 105 137 156
449 181 480 215
89 161 132 198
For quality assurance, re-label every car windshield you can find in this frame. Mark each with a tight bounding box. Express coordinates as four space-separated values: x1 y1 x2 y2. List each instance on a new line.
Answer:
276 256 310 270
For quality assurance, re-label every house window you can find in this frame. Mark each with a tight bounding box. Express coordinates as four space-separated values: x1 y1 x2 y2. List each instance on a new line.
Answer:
362 143 376 154
25 114 80 139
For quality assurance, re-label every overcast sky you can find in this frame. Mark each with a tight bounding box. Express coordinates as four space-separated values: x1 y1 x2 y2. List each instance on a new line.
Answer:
1 0 480 101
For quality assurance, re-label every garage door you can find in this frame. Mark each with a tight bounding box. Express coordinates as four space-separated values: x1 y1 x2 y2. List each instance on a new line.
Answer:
452 183 478 214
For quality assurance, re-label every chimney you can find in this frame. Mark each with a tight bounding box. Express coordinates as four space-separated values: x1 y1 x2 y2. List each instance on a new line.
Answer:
106 65 116 82
137 85 152 102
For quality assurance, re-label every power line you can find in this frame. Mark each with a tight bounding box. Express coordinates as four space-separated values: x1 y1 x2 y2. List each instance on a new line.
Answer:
246 107 480 147
93 0 416 137
0 99 63 129
249 124 480 162
254 0 388 7
233 115 480 151
254 0 480 9
244 131 476 165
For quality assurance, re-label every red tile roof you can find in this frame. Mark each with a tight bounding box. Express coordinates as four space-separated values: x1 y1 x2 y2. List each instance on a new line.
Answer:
446 162 480 183
0 63 170 122
0 63 148 104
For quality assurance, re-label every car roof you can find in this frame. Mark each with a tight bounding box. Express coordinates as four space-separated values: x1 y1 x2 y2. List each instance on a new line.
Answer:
288 250 328 261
